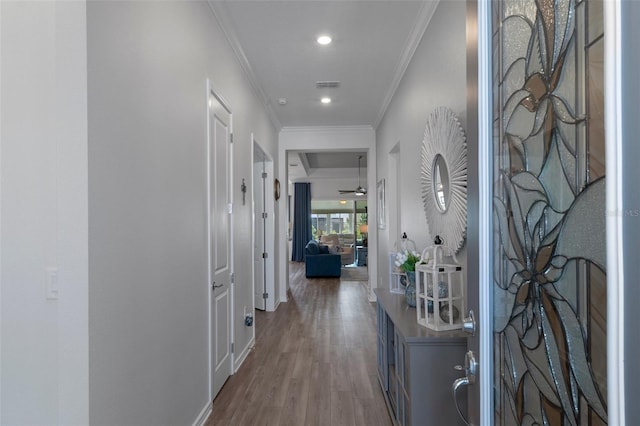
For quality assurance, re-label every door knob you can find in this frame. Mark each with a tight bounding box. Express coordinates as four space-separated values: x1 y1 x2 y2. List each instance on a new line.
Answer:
462 309 476 336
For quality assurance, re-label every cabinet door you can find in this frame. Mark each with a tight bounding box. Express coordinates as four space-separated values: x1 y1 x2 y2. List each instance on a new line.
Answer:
396 333 411 426
376 304 388 390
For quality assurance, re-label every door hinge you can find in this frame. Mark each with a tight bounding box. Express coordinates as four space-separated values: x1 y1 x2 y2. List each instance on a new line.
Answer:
228 203 233 214
262 252 268 259
262 212 268 219
262 293 268 300
231 342 234 353
230 272 235 284
262 172 267 179
230 134 234 143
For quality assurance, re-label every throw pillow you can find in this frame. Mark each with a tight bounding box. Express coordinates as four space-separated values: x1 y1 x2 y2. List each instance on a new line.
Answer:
305 240 319 255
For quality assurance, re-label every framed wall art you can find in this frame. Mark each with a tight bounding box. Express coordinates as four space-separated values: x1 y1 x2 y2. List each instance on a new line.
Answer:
377 179 386 229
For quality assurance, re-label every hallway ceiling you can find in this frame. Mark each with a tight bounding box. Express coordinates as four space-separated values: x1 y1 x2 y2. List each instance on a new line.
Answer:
210 1 437 129
287 151 367 181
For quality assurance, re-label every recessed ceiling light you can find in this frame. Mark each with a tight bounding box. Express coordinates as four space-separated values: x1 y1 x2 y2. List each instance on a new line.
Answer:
317 35 332 45
278 98 287 105
339 200 347 205
321 97 332 104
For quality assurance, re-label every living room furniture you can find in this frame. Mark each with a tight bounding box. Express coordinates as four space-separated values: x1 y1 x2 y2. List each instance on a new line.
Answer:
356 246 368 266
319 234 354 265
304 240 341 278
375 288 467 425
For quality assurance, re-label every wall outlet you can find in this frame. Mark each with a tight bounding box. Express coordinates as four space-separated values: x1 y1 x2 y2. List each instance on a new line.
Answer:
243 305 254 326
244 313 253 327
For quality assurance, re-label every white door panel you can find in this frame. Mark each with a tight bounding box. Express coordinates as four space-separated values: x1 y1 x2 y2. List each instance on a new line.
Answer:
214 290 230 369
253 142 275 312
254 159 266 311
208 84 233 400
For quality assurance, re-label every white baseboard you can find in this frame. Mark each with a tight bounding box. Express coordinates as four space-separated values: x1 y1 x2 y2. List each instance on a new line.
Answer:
234 335 255 372
192 400 212 426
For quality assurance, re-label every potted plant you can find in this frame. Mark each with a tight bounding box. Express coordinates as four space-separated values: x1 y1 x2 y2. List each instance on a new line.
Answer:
395 250 421 307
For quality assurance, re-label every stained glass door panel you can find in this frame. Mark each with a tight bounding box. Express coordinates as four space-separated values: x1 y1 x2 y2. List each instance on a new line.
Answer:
491 0 607 424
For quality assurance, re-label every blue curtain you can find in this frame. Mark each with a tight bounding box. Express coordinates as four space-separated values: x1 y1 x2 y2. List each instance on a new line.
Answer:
291 182 312 261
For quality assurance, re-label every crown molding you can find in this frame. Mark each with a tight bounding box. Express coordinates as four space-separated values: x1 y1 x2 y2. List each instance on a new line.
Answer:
207 1 282 131
208 1 438 133
373 0 440 130
280 125 375 134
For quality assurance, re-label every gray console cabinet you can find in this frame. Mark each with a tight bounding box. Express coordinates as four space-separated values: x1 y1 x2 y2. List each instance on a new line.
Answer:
375 288 467 426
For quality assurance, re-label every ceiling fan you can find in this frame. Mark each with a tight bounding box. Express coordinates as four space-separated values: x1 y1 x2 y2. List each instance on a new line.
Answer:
339 155 367 196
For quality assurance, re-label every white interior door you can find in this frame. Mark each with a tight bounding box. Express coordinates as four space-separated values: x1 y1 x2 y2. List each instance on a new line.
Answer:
208 84 233 400
263 161 275 311
253 141 276 312
253 157 266 311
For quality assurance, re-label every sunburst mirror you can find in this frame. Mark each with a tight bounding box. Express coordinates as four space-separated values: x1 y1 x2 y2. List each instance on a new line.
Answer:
420 107 467 253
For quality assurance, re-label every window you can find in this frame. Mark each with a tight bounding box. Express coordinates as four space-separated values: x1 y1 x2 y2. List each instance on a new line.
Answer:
311 200 367 243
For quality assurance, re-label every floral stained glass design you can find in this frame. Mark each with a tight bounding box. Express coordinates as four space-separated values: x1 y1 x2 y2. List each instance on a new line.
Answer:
492 0 606 424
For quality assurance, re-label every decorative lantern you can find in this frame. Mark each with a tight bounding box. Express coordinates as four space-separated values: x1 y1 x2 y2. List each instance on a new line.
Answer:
388 252 407 294
388 233 417 294
415 244 465 330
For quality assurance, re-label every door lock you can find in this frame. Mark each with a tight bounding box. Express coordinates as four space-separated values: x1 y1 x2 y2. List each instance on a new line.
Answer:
462 309 476 336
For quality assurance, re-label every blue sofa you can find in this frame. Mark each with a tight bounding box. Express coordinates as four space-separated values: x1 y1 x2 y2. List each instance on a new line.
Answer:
304 240 341 278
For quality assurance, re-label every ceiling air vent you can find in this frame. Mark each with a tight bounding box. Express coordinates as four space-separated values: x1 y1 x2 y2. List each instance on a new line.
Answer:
315 81 341 89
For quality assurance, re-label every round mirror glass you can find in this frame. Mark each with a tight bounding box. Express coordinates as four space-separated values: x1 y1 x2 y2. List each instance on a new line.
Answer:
432 154 449 212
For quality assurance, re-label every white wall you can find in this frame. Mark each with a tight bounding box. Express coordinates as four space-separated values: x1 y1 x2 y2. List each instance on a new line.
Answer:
375 1 467 287
87 2 277 424
1 1 89 424
278 126 377 299
622 0 640 420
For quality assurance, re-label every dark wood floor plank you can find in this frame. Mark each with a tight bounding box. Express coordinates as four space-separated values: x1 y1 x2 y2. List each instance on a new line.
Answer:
208 262 391 426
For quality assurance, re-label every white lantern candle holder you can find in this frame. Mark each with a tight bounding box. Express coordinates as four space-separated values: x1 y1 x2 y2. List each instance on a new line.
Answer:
388 252 407 294
415 245 465 331
388 235 417 294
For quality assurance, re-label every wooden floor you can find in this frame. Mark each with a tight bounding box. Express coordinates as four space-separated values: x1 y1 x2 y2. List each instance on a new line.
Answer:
207 262 392 426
